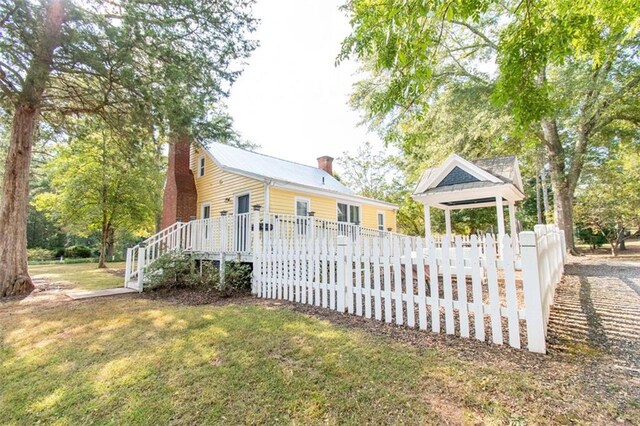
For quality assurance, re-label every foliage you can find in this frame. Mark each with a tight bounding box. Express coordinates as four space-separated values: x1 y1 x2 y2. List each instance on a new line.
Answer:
33 118 164 267
0 0 257 294
144 251 203 290
63 245 93 259
26 248 56 262
144 252 251 296
575 227 608 250
574 139 640 255
337 142 399 200
218 261 252 297
340 0 640 249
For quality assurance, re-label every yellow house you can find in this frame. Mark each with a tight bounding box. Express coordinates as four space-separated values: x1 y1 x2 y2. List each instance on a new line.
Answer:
173 141 397 232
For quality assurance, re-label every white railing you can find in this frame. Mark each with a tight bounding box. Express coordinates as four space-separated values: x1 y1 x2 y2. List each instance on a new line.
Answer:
254 224 566 353
124 221 191 291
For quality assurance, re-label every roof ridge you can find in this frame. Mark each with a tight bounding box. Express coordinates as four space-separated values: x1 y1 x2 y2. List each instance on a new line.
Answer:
207 140 331 175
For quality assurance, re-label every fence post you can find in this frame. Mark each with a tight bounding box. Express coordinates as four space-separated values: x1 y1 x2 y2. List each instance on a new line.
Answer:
136 245 146 293
124 247 132 286
336 235 348 312
559 227 567 265
519 231 546 353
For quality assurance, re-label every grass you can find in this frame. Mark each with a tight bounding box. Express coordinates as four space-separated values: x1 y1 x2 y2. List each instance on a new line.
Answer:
0 295 634 425
29 262 125 291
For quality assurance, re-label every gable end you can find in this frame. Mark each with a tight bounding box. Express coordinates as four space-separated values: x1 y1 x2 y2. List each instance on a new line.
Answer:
436 166 481 188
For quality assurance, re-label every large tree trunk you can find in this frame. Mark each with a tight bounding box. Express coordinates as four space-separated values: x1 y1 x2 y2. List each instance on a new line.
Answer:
0 0 66 296
542 118 577 253
0 106 38 296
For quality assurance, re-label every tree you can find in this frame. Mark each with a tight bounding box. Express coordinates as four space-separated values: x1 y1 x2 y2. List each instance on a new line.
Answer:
0 0 256 296
340 0 640 253
337 141 398 199
34 118 163 267
574 138 640 255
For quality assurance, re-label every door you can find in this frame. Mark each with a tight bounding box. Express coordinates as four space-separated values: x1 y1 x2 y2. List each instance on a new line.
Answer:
235 194 250 251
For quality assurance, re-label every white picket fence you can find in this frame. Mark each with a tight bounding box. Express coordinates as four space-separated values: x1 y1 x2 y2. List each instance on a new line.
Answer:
254 224 566 353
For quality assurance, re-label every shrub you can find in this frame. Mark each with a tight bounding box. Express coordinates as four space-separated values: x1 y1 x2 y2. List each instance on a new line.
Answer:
218 261 252 297
144 251 202 290
64 245 93 258
27 248 56 262
144 252 251 297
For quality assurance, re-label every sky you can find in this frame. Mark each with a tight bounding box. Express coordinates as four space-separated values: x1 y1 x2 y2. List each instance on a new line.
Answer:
226 0 383 174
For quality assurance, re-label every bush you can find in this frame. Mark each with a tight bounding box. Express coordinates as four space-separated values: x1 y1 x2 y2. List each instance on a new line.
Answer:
144 251 202 290
27 248 56 262
64 245 93 258
576 226 607 250
144 252 251 297
218 261 252 297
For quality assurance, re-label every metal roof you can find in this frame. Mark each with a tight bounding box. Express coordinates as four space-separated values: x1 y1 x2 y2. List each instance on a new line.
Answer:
203 141 356 196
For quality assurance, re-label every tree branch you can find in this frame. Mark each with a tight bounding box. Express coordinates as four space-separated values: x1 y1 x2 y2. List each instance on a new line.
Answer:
449 20 498 51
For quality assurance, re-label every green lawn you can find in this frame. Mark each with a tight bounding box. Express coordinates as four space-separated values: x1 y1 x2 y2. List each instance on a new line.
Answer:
0 294 634 425
29 262 125 291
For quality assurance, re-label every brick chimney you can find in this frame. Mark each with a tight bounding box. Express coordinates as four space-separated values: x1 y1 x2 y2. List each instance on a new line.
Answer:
161 135 197 228
317 156 334 176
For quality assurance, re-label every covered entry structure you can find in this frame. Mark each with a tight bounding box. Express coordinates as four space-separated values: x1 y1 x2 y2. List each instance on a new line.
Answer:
412 154 525 245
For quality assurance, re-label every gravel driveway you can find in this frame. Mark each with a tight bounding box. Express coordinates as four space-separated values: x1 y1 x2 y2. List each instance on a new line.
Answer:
547 252 640 403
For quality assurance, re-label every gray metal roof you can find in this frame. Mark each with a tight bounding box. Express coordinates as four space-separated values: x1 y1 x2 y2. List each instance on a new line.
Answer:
204 141 356 196
413 155 522 196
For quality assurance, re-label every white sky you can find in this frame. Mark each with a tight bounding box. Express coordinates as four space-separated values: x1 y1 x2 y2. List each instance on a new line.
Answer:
226 0 383 174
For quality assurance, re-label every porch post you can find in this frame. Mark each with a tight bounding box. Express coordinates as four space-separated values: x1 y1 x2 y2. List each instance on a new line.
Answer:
444 208 452 236
423 204 431 239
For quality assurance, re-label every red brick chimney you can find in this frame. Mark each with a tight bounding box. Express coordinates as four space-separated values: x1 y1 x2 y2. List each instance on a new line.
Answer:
161 135 197 228
317 156 334 176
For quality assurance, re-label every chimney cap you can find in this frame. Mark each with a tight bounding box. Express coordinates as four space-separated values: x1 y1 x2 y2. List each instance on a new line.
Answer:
317 155 334 161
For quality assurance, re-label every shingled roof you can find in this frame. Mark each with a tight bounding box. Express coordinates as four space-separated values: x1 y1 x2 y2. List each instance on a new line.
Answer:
413 155 523 196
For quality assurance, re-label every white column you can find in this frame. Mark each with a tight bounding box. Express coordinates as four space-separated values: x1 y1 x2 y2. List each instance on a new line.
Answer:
508 201 518 250
423 204 431 239
444 208 452 236
495 196 505 238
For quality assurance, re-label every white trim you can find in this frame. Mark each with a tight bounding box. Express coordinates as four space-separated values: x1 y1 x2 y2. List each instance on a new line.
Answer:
294 196 311 216
421 154 502 191
200 202 211 219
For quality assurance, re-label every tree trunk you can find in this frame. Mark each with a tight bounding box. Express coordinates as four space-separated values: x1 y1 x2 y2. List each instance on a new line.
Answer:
0 106 38 296
536 174 543 224
542 118 576 253
98 218 111 269
0 0 66 296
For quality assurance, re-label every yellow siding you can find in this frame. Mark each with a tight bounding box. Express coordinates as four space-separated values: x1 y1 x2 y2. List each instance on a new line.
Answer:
269 187 397 232
190 147 264 218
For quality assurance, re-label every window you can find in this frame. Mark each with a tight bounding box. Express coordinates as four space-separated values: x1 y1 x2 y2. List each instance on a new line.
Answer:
377 212 385 231
295 198 310 216
337 202 360 224
201 203 211 219
337 203 348 222
199 156 205 177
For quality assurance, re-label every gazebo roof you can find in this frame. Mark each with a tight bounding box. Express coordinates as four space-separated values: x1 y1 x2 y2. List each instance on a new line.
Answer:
412 154 525 209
